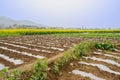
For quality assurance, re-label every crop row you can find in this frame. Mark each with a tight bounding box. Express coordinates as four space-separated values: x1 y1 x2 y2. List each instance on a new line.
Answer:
0 29 120 36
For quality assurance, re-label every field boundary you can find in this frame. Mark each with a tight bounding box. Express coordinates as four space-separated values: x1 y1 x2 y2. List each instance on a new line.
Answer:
9 52 64 71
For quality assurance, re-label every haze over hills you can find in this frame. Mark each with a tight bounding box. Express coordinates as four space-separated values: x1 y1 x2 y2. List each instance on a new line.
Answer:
0 16 119 29
0 16 46 28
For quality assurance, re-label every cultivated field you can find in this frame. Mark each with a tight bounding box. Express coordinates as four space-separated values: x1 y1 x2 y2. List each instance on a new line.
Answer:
0 29 120 80
53 48 120 80
0 35 84 70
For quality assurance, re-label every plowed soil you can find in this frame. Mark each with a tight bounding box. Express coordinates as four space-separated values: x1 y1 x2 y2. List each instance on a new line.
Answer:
0 35 84 69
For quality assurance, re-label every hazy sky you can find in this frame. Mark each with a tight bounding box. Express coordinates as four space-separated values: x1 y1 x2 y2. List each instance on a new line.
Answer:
0 0 120 28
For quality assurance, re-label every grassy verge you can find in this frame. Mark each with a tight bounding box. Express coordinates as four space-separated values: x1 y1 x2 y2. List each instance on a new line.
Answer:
51 33 120 38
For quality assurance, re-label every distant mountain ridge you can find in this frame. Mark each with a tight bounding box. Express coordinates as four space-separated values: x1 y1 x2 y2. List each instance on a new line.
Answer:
0 16 45 28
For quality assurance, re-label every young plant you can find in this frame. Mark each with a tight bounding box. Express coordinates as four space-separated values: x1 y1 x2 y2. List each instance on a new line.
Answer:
95 42 115 51
53 49 74 76
10 69 22 80
30 59 48 80
0 68 9 80
53 41 95 76
0 68 22 80
53 61 61 76
74 41 95 58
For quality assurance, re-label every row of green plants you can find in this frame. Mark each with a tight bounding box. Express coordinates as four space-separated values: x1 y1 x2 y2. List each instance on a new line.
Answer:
0 40 116 80
0 68 22 80
0 29 120 37
52 33 120 38
53 41 96 76
53 40 116 76
0 59 48 80
95 39 115 51
30 59 48 80
95 42 115 51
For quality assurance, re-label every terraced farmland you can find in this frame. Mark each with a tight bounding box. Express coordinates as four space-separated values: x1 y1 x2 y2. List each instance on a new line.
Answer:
0 35 84 70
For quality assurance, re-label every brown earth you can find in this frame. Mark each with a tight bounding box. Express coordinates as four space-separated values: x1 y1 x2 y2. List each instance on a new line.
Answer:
48 50 120 80
0 35 84 69
0 35 120 80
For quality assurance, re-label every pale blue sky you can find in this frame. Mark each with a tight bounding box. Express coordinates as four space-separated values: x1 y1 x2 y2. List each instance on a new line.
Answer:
0 0 120 28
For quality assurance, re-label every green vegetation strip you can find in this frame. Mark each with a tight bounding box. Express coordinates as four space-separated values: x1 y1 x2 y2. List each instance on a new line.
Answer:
53 41 96 76
51 33 120 38
0 29 120 38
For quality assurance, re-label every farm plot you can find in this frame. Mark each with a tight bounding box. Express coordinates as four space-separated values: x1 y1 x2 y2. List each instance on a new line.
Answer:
0 35 84 70
54 49 120 80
